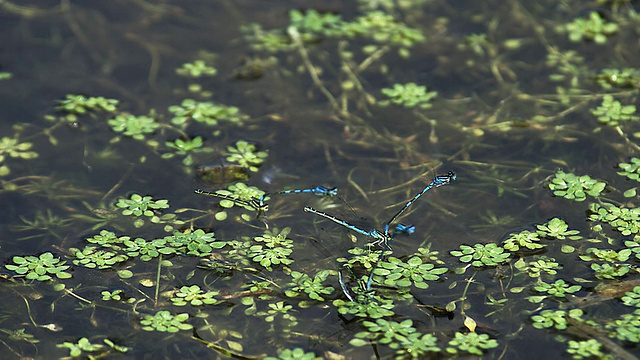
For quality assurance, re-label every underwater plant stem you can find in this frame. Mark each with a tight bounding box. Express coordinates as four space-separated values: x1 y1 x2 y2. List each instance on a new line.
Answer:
288 26 341 115
154 255 162 308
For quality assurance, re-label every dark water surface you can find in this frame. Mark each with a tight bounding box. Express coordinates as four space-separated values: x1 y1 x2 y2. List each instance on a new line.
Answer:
1 0 639 359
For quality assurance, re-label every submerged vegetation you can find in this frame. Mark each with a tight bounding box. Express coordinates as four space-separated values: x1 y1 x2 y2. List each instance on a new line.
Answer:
0 0 640 359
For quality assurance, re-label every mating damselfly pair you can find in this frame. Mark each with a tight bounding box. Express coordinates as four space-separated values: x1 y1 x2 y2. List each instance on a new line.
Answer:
195 170 456 296
304 171 456 290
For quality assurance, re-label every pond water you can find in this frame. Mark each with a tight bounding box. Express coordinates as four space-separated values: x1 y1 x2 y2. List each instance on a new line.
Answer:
1 0 639 359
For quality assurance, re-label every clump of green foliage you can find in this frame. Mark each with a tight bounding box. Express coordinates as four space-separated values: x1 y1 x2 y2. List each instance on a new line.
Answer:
562 12 618 44
108 114 160 140
378 82 437 109
176 60 217 78
5 252 72 281
226 140 268 172
163 136 213 166
446 332 499 356
169 99 248 127
53 94 119 124
140 310 193 333
591 95 638 126
450 243 510 268
548 171 606 201
171 285 222 306
0 135 38 176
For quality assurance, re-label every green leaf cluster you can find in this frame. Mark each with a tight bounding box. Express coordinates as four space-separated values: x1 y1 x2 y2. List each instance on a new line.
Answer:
618 157 640 182
5 252 72 281
256 301 298 326
378 83 437 109
531 309 583 330
263 348 321 360
514 256 562 278
566 339 605 360
70 246 128 269
450 243 510 267
243 9 424 56
108 114 160 140
116 193 169 217
0 136 38 176
533 279 581 298
56 94 119 116
249 227 294 270
536 218 581 240
372 256 447 289
176 60 217 78
351 319 440 356
56 337 105 357
595 68 640 90
563 12 618 44
606 313 640 342
445 332 499 356
588 202 640 236
590 95 638 126
140 310 193 332
333 293 395 318
171 285 221 306
163 136 213 166
548 171 606 201
226 140 268 172
169 99 247 127
503 230 543 251
285 270 335 301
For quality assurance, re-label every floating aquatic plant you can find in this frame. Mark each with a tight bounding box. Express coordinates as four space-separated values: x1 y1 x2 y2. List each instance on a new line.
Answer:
115 193 171 228
5 252 72 281
532 279 582 298
588 202 640 236
0 135 39 176
566 339 605 359
621 286 640 308
140 311 193 333
450 243 511 268
531 309 584 330
176 60 217 78
548 171 606 202
378 82 437 109
116 194 169 217
350 318 440 357
70 246 128 269
284 270 335 302
514 256 562 278
445 332 499 356
55 94 119 116
256 301 298 327
618 157 640 182
249 227 294 270
502 230 544 251
370 256 447 289
563 12 618 44
590 94 638 126
606 313 640 342
226 140 268 172
333 293 395 319
108 113 160 140
56 337 105 357
171 285 221 306
165 229 226 257
169 99 247 127
163 136 213 166
536 218 581 240
595 68 640 90
263 348 321 360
